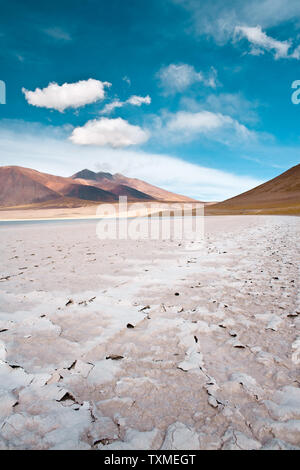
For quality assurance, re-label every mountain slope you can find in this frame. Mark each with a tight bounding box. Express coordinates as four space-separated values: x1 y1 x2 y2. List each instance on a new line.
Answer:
71 170 195 202
207 164 300 215
113 173 194 202
0 165 194 209
100 183 155 200
61 183 119 202
0 166 119 207
0 166 61 206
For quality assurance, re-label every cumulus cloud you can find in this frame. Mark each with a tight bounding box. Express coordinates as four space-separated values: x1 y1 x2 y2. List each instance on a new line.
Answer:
234 25 295 59
101 95 151 114
157 64 217 94
69 117 149 148
0 122 264 201
165 110 252 142
22 79 111 112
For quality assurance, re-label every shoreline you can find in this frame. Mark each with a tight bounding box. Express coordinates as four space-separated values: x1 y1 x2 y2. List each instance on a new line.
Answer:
0 213 299 223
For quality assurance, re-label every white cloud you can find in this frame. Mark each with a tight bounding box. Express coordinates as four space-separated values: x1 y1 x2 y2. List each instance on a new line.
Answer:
100 100 124 114
234 25 294 59
157 64 217 94
167 111 228 132
173 0 300 43
127 95 151 106
164 110 253 142
69 117 149 148
22 79 111 112
0 122 263 201
101 95 151 114
175 1 300 60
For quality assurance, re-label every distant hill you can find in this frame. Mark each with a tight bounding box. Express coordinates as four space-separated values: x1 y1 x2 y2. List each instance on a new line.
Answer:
71 169 194 202
0 166 194 208
72 169 114 181
207 164 300 215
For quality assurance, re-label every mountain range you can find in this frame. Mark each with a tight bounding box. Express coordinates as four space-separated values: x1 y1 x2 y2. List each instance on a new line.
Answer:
0 166 193 208
0 164 299 215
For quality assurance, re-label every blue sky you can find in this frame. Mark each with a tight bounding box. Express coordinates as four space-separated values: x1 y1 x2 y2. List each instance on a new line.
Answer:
1 0 300 200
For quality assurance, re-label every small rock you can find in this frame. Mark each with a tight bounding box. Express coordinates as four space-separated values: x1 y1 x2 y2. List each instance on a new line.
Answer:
106 355 124 361
139 305 150 312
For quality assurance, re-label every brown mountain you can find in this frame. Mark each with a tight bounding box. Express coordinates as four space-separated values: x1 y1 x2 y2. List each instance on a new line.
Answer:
60 183 119 202
0 166 61 207
207 164 300 215
73 169 114 181
100 184 155 200
0 166 192 209
0 166 121 207
72 169 194 202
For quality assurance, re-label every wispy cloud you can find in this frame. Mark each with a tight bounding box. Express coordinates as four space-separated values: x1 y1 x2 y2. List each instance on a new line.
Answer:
122 76 131 86
100 100 124 114
173 0 300 42
100 95 151 114
43 27 72 41
152 109 255 147
157 63 218 95
127 95 151 106
234 25 300 60
241 155 287 169
15 53 25 62
180 92 261 125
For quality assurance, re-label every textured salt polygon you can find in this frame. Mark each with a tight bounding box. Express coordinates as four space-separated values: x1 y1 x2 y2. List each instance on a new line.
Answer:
97 428 162 450
160 422 200 450
264 387 300 421
221 428 262 450
0 215 299 449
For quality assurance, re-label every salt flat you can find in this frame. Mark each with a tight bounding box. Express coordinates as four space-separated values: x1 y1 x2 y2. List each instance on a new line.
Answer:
0 215 299 450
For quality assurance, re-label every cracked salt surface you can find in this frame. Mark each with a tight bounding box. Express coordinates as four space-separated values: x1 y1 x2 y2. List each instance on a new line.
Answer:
0 215 299 449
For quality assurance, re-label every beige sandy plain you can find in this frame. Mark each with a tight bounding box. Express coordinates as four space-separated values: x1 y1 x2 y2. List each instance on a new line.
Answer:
0 215 299 450
0 201 209 222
